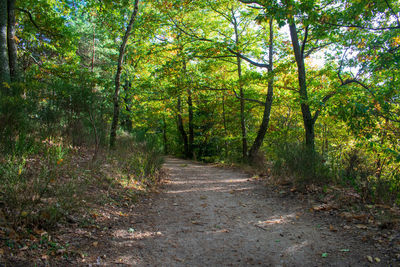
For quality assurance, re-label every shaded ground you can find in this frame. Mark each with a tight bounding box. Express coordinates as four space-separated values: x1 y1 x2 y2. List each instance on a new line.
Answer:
4 157 398 266
87 157 394 266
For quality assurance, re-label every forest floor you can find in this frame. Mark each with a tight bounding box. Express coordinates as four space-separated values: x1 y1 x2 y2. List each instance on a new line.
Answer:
3 157 400 266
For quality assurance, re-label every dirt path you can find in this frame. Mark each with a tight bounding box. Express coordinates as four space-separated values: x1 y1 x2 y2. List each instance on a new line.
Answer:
90 157 392 266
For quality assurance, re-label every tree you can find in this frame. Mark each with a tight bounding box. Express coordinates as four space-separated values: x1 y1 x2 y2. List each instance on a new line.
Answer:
0 0 10 86
109 0 140 149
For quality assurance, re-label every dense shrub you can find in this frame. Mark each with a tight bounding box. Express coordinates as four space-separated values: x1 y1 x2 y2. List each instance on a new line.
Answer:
273 142 332 186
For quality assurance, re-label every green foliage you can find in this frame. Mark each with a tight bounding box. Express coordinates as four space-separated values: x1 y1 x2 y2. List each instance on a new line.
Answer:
111 137 164 186
0 142 85 229
273 142 332 186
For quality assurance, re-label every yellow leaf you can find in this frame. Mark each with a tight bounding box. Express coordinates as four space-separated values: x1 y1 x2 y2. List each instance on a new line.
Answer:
2 82 10 89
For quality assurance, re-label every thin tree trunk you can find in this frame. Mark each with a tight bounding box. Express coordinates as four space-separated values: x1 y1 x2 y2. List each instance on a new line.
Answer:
0 0 10 87
222 91 228 158
91 22 95 72
177 96 188 157
7 0 16 82
162 115 168 154
232 12 247 160
187 88 194 158
288 22 315 150
109 0 139 148
248 19 274 162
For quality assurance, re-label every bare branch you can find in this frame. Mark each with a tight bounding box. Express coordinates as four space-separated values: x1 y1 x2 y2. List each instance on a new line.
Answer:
313 92 336 122
384 0 400 27
301 25 309 57
16 8 41 31
232 89 266 105
227 48 270 69
326 22 399 31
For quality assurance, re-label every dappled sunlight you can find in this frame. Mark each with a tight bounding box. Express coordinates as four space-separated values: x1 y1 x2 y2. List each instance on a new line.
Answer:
255 213 297 227
284 240 310 254
112 229 164 240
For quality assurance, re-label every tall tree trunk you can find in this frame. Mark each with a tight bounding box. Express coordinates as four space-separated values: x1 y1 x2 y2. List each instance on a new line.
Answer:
288 22 315 150
248 19 274 162
109 0 139 149
177 96 189 157
91 22 95 72
237 56 248 160
222 91 228 158
0 0 10 87
187 88 194 158
7 0 16 82
232 12 247 160
162 115 168 154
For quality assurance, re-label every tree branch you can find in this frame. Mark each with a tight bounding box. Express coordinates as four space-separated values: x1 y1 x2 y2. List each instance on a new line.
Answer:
301 25 309 58
313 92 336 122
16 8 40 31
232 89 266 105
227 48 270 69
384 0 400 27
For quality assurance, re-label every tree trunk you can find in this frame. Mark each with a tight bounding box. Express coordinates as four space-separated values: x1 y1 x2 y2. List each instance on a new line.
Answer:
162 115 168 154
288 22 315 150
177 96 189 157
187 88 194 158
6 0 16 82
222 91 228 158
248 19 274 162
232 13 247 160
109 0 140 149
0 0 10 87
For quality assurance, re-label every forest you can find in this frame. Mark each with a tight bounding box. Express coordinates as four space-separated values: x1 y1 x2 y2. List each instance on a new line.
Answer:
0 0 399 265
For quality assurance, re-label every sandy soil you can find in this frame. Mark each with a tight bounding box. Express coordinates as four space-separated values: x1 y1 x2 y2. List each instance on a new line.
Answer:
86 157 393 266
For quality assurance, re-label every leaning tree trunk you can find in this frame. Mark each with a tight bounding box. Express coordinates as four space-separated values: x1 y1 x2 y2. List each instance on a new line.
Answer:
0 0 10 87
109 0 139 149
248 19 274 162
7 0 16 82
288 22 315 150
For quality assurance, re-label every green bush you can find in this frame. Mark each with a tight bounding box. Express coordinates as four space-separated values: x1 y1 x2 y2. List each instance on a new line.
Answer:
273 142 332 186
112 137 164 186
0 142 85 230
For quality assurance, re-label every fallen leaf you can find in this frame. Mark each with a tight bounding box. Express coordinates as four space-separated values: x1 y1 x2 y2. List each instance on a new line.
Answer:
329 225 338 232
374 257 381 263
200 196 207 200
356 224 368 230
366 255 373 263
322 252 328 258
128 228 135 233
92 241 98 247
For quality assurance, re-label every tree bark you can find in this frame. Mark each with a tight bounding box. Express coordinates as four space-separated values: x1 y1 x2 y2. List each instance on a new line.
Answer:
248 19 274 162
187 88 194 158
222 91 228 158
109 0 139 149
232 11 248 161
177 96 189 157
162 115 168 154
288 22 315 150
0 0 10 87
7 0 16 82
